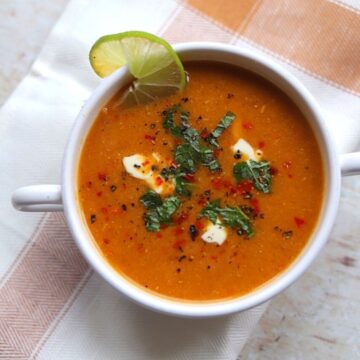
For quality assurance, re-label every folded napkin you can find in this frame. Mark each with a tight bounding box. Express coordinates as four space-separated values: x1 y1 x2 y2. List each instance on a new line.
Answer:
1 0 359 359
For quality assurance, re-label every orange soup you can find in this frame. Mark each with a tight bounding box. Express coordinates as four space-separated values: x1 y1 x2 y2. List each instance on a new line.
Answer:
78 62 324 301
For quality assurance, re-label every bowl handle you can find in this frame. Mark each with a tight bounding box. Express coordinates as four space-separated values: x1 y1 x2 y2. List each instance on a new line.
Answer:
12 185 63 212
340 152 360 176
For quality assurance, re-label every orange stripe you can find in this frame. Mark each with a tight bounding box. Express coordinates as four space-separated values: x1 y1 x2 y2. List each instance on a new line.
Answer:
0 213 88 359
188 0 360 95
188 0 258 31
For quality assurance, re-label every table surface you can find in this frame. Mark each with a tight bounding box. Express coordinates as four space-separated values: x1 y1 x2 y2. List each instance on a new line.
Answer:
1 1 359 359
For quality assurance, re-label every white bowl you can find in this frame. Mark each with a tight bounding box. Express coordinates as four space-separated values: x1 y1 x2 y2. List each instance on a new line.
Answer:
12 43 360 317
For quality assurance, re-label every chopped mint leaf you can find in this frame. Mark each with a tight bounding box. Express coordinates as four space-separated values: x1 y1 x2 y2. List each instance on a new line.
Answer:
140 190 162 209
174 144 197 173
141 192 181 232
200 199 254 237
207 112 236 147
233 160 272 193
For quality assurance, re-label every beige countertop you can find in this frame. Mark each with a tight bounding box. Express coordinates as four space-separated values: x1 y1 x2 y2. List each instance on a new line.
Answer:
1 1 359 358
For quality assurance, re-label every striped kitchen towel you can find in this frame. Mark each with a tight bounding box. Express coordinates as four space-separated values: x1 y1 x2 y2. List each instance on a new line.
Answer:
0 0 359 359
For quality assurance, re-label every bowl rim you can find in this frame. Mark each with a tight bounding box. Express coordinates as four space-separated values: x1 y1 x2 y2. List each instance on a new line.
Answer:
62 42 341 317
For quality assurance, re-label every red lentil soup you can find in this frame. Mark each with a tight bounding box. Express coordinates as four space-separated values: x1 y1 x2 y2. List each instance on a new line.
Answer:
78 62 324 301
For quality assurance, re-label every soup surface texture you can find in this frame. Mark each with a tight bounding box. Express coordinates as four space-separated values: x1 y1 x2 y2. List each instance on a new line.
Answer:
78 62 324 301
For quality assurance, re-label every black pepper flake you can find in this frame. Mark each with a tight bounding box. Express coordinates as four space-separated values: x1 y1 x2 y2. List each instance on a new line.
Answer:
207 265 211 270
121 204 127 211
145 284 148 288
234 151 242 160
151 165 159 171
90 214 96 224
178 255 187 262
189 225 198 241
150 123 156 129
197 115 203 120
282 230 293 239
134 164 141 169
162 142 168 146
259 213 265 219
236 228 245 236
110 185 117 192
227 93 234 99
181 97 189 103
203 190 211 197
176 268 181 273
131 203 135 207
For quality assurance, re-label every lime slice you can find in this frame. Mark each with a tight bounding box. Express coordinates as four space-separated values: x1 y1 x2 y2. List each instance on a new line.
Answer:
89 31 186 106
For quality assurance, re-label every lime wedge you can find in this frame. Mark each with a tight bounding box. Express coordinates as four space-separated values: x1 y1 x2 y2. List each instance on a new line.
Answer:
89 31 186 106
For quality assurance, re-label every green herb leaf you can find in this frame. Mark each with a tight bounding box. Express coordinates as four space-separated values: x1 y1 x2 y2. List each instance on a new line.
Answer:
144 210 161 232
207 112 236 147
140 190 162 209
233 160 272 193
157 196 181 223
199 146 221 172
141 192 181 232
200 199 220 224
200 199 254 237
162 105 183 138
174 144 197 173
175 174 192 197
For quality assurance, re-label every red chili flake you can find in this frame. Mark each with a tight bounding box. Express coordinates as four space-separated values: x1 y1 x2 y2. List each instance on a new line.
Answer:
222 180 232 189
211 178 223 190
96 191 103 197
174 139 182 146
175 212 189 225
195 220 204 230
144 134 155 141
197 195 207 206
137 243 144 252
211 255 218 260
156 233 163 239
100 207 108 214
173 239 185 249
160 224 169 230
269 167 279 176
229 186 237 194
122 183 127 189
213 149 221 158
249 198 260 214
174 227 184 236
282 161 292 169
236 180 253 194
142 159 150 166
258 141 266 149
182 173 195 182
155 176 163 186
97 172 107 181
200 128 209 139
105 216 110 222
103 238 110 245
288 174 293 179
86 181 92 189
242 122 253 130
294 217 305 228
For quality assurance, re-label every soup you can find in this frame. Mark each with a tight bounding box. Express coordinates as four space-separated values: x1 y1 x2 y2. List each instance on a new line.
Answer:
78 62 324 301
